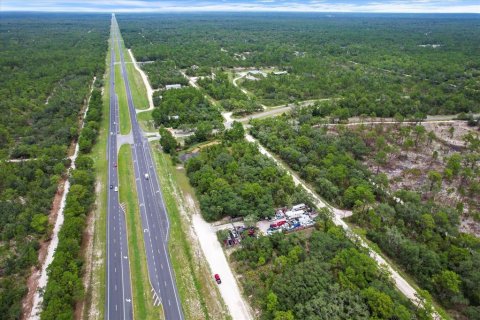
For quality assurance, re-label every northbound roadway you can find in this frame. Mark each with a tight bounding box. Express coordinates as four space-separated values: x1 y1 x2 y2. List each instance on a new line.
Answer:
112 15 184 320
106 15 133 320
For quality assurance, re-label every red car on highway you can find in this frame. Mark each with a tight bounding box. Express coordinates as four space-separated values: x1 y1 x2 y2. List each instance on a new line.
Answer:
214 274 221 284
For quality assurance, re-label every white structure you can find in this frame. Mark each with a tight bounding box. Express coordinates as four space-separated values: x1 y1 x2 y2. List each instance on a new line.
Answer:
245 75 260 81
165 84 182 90
285 210 304 219
292 203 307 211
273 71 288 75
248 69 267 77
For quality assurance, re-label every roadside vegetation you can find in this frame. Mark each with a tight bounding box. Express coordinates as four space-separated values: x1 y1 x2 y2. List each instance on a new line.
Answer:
151 143 228 319
0 13 108 320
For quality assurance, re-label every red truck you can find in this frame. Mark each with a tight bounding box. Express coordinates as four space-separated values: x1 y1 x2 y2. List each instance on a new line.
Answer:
270 220 287 229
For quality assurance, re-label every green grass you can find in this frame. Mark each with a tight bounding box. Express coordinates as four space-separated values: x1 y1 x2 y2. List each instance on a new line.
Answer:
114 64 132 135
137 110 156 132
118 144 165 320
151 143 229 319
123 48 150 110
84 36 112 320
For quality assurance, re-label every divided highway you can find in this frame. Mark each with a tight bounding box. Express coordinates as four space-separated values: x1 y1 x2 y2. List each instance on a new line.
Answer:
112 15 184 319
106 16 133 320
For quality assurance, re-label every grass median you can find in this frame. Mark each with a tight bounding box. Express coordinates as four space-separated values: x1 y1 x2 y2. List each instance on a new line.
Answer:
151 143 229 319
118 144 164 320
114 64 132 135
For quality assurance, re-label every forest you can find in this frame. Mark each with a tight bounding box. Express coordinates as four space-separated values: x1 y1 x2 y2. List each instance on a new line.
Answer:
186 124 310 221
152 86 223 129
198 72 263 116
0 13 108 320
141 60 188 89
232 219 430 320
250 114 480 318
119 13 480 117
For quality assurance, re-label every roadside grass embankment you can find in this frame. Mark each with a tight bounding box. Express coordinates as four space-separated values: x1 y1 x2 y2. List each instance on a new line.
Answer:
123 48 149 110
118 144 165 320
151 143 229 319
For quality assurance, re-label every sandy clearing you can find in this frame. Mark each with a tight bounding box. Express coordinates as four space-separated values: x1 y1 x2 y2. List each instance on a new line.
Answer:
191 213 253 320
128 48 154 113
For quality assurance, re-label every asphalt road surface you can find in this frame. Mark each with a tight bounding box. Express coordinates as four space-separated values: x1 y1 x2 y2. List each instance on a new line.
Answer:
106 15 133 320
113 15 184 320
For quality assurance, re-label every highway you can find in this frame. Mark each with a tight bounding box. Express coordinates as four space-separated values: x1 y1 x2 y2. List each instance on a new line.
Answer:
106 15 133 320
112 15 184 320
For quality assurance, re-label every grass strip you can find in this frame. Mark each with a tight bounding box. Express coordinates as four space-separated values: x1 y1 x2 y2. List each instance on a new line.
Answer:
118 144 165 320
114 64 132 135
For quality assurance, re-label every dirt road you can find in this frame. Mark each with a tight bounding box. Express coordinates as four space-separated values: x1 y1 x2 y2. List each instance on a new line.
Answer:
192 214 253 320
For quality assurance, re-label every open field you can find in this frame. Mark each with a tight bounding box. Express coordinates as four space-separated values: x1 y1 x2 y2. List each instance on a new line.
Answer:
118 144 164 320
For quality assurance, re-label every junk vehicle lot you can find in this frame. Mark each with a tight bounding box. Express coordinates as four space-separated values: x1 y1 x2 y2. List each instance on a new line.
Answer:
215 203 318 247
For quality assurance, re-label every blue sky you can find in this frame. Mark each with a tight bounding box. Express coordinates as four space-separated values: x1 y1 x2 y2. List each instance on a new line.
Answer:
1 0 480 13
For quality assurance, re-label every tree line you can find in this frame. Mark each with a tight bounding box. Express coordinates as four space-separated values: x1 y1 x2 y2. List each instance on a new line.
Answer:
40 78 104 319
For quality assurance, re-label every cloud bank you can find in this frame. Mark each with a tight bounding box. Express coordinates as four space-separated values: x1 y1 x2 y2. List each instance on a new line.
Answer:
1 0 480 13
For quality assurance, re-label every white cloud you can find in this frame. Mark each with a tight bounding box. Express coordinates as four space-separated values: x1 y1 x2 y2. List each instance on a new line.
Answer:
1 0 479 13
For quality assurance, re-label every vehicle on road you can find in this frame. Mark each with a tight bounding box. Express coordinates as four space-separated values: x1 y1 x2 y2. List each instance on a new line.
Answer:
114 162 117 167
110 184 113 189
114 186 118 192
214 274 221 284
144 173 149 180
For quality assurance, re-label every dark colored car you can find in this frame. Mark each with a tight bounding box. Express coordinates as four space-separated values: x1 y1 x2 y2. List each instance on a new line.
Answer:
214 274 221 284
110 184 113 189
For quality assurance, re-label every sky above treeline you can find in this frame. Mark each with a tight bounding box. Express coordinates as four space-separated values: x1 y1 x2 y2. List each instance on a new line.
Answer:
1 0 480 13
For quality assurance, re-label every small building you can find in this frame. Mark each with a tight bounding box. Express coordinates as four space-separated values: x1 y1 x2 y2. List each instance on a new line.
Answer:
273 71 288 75
245 75 260 81
165 84 182 90
248 69 267 77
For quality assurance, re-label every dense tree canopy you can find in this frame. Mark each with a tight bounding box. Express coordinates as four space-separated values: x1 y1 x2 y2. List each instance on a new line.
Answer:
186 140 310 221
152 87 223 129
